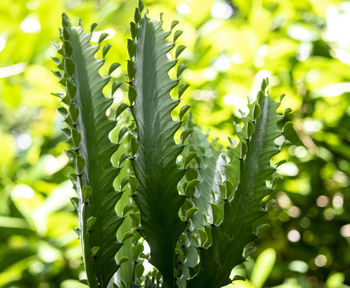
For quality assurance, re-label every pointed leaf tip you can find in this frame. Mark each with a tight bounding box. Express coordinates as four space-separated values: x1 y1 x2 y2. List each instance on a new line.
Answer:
127 60 136 79
90 23 98 33
138 0 144 12
178 83 189 98
134 8 141 23
130 22 137 39
171 20 179 31
128 86 137 104
99 32 108 43
109 62 121 75
102 44 111 58
179 105 190 120
127 39 136 58
112 81 122 95
173 30 183 42
176 45 186 58
177 63 188 78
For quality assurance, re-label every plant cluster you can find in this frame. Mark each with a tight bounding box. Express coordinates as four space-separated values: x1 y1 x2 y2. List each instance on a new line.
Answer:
53 2 292 287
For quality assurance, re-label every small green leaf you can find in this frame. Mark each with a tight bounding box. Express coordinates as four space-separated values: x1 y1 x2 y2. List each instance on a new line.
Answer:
253 104 261 119
279 93 286 102
62 128 71 138
127 60 136 79
127 39 136 58
185 179 200 197
71 197 79 210
173 30 183 42
69 103 79 122
135 263 144 278
178 83 189 98
211 203 222 224
112 81 122 95
90 23 98 33
132 243 144 259
130 137 139 155
122 231 134 242
75 154 85 174
255 223 270 237
66 80 76 98
71 128 81 147
119 153 129 165
198 228 208 246
128 86 137 104
185 207 198 220
102 44 111 58
118 127 128 143
57 107 67 117
134 8 141 23
171 20 179 31
63 41 72 56
181 129 193 144
180 105 190 120
175 45 186 58
52 70 62 79
233 275 246 281
240 141 247 158
51 57 60 65
284 108 292 115
120 176 129 189
177 63 187 78
118 257 130 265
115 103 129 119
244 247 256 258
129 213 140 227
99 33 108 43
109 63 121 75
130 22 137 39
247 121 255 137
265 199 277 211
261 78 269 90
138 0 144 12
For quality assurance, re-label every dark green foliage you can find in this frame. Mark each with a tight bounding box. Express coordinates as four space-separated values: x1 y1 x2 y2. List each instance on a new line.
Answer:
129 12 187 288
54 4 291 288
55 14 127 288
188 82 284 288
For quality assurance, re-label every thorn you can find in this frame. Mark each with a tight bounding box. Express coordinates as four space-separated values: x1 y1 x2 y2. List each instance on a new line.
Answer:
128 157 135 161
84 201 90 205
129 105 134 109
210 223 215 227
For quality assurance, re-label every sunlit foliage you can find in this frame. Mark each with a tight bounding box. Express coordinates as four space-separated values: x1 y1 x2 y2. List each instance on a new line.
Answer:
0 0 349 287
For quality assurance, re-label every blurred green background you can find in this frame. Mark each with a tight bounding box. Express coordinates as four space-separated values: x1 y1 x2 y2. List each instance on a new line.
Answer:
0 0 349 287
